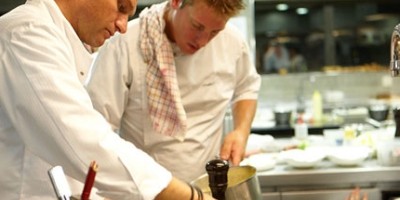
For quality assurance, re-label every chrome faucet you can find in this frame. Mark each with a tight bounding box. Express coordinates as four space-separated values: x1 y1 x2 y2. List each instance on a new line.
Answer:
390 24 400 76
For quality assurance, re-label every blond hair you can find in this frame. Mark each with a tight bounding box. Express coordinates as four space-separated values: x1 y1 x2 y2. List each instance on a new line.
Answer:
180 0 245 18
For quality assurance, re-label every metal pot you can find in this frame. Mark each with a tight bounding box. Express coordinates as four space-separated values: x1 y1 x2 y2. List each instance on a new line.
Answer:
191 165 262 200
368 104 389 122
274 110 292 125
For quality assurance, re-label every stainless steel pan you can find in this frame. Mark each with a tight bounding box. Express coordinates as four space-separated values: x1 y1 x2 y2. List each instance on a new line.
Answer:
191 165 262 200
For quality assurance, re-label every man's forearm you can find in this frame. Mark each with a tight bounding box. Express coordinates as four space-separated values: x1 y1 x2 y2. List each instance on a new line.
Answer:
232 99 257 134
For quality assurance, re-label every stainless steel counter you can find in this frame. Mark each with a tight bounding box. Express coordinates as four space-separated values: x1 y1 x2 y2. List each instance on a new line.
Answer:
256 159 400 200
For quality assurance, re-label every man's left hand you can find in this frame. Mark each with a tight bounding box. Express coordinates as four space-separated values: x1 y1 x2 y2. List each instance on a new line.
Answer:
219 129 249 166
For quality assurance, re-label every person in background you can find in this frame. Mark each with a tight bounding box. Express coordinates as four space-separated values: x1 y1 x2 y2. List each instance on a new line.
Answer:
346 187 368 200
262 41 290 74
0 0 213 199
288 46 307 73
86 0 261 182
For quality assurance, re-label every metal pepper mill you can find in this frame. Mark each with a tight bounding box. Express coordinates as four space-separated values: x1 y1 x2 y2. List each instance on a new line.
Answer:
205 159 229 200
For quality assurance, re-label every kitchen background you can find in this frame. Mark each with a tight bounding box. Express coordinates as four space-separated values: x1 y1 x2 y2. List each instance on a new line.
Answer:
254 0 400 73
4 0 399 73
4 1 400 199
4 0 400 126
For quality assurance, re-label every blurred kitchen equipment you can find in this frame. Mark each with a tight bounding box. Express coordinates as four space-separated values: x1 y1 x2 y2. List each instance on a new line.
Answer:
192 159 262 200
390 24 400 76
368 104 389 122
294 115 308 140
273 108 292 126
274 110 291 126
312 90 323 123
323 129 344 146
377 140 400 166
390 24 400 137
394 107 400 137
365 117 383 129
324 90 345 103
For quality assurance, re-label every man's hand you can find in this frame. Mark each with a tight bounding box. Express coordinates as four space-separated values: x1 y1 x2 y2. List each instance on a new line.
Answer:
219 129 249 166
346 187 368 200
220 100 257 165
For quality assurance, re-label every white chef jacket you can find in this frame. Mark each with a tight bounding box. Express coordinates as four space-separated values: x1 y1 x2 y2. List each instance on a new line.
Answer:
0 0 171 199
87 18 261 182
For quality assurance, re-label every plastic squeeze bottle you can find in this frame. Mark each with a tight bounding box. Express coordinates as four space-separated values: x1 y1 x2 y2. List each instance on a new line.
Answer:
295 115 308 140
312 90 323 123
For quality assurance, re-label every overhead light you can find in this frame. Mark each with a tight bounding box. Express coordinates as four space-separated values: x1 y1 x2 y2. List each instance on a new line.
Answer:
276 4 289 11
296 7 308 15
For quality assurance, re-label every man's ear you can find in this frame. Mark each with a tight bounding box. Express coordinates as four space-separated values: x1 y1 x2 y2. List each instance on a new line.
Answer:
170 0 182 9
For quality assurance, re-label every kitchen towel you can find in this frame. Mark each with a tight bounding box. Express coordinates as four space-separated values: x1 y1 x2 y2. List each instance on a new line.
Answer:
139 2 187 141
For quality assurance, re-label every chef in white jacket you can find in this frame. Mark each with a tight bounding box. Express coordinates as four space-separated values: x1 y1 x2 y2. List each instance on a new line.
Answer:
0 0 212 199
86 0 261 183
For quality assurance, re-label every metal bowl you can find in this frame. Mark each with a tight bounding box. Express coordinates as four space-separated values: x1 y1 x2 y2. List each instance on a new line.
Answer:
191 166 262 200
368 105 389 122
274 110 292 125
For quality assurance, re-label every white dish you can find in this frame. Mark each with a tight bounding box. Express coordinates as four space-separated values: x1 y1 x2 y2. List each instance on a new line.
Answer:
286 158 320 168
328 146 370 166
245 134 275 153
241 153 276 171
283 149 325 168
305 146 331 159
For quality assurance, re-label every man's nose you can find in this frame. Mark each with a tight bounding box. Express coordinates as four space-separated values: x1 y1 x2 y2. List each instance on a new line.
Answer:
115 15 128 34
196 32 211 48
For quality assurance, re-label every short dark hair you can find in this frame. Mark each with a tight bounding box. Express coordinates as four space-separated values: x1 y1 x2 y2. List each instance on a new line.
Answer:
180 0 245 18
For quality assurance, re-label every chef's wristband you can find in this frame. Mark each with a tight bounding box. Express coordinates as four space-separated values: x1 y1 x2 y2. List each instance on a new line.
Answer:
193 184 203 200
187 182 194 200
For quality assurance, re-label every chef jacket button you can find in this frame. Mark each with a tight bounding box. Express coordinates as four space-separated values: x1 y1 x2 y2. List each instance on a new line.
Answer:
80 71 84 76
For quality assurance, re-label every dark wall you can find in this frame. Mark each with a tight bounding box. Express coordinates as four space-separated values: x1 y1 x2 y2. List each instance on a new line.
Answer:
254 1 400 73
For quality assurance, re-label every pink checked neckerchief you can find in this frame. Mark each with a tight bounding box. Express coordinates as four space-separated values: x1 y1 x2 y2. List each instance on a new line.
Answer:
139 2 187 141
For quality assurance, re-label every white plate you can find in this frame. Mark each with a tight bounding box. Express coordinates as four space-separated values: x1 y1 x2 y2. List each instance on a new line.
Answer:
241 153 276 171
245 134 275 153
328 146 370 166
283 149 325 168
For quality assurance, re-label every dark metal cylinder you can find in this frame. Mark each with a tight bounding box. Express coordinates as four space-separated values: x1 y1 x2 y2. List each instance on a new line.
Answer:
394 108 400 137
205 159 229 200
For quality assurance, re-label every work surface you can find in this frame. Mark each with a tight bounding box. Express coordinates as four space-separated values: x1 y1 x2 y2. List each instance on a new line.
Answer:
258 159 400 187
256 159 400 200
247 135 400 200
